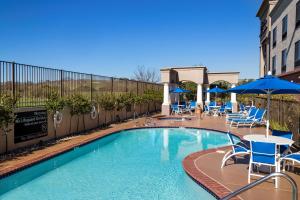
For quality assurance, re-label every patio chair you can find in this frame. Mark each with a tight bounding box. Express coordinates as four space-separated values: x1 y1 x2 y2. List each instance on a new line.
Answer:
221 132 250 168
272 130 293 156
239 104 245 112
171 104 180 115
248 141 277 183
218 105 226 116
230 108 265 128
203 105 210 115
281 152 300 172
225 101 232 113
185 101 196 113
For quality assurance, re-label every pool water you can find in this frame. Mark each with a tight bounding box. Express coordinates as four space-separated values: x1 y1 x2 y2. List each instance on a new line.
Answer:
0 128 232 200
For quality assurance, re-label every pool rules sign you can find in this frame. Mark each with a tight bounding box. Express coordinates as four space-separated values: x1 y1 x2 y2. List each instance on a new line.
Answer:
14 110 48 143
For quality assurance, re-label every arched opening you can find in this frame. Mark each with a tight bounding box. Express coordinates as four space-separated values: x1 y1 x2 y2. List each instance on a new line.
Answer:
208 80 231 104
179 81 197 101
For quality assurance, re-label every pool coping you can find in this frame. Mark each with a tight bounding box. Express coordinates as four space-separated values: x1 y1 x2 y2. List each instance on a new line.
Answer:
0 125 244 200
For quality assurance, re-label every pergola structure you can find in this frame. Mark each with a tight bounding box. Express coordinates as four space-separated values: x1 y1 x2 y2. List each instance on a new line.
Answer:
160 66 240 115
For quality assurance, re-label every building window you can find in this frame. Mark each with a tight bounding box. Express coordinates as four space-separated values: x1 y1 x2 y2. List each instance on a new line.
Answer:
295 41 300 67
272 27 277 48
296 1 300 28
282 15 288 40
272 55 276 75
281 49 287 73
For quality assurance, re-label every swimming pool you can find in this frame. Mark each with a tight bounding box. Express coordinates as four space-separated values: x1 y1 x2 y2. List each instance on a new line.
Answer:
0 128 232 200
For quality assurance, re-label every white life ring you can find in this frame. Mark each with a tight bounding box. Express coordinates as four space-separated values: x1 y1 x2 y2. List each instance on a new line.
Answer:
90 106 97 120
54 111 63 128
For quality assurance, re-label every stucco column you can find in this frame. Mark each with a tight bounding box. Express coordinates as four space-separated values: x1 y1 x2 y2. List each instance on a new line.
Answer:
205 86 210 105
196 83 203 109
162 83 171 115
231 84 237 112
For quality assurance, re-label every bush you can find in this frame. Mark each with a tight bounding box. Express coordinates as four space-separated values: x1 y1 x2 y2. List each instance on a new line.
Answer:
66 94 92 132
0 95 16 153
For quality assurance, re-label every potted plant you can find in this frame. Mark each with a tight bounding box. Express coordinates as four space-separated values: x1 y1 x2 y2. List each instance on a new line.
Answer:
45 92 65 139
66 94 91 133
132 94 143 119
0 95 16 153
115 93 126 122
97 93 116 126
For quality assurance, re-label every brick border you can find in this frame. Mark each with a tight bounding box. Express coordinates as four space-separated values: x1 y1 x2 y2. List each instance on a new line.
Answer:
0 124 245 200
182 147 241 200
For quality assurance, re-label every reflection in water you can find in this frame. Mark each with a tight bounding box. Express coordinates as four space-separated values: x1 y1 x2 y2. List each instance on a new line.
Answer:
161 129 169 161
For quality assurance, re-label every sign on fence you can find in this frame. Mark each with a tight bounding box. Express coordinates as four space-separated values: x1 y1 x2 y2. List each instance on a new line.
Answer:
14 110 48 143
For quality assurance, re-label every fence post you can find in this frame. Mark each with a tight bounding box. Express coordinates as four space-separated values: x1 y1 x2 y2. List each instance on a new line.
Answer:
111 78 114 93
12 62 15 100
90 74 93 101
60 70 63 98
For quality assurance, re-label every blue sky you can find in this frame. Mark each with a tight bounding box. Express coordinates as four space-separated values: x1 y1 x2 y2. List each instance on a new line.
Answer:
0 0 261 79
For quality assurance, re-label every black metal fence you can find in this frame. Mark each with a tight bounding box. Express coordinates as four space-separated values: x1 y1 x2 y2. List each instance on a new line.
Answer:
0 61 163 107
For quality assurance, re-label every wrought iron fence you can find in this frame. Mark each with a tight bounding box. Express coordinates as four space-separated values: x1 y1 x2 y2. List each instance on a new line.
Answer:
0 61 163 107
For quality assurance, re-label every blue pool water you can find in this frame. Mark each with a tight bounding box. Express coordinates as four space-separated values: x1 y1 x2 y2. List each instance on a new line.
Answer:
0 128 232 200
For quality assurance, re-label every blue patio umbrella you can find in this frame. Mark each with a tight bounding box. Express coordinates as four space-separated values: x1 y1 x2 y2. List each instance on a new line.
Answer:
169 87 191 93
169 87 191 105
227 72 300 137
207 86 225 93
207 86 225 102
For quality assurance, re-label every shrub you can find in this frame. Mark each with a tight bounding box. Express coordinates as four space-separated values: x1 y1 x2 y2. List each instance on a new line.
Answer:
45 92 65 139
0 95 16 153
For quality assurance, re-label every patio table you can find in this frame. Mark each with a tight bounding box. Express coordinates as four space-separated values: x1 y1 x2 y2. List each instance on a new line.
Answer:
177 105 185 114
243 134 294 188
209 106 220 117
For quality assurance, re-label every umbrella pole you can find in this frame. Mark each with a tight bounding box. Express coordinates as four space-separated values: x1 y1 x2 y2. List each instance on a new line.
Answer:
266 92 271 138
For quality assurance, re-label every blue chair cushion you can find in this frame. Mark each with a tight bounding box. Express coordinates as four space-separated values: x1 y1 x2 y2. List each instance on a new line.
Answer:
283 153 300 161
272 130 293 155
251 141 276 165
234 146 248 153
252 154 276 165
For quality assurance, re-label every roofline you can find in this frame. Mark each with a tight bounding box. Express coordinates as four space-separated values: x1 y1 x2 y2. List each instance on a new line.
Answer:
256 0 269 17
269 0 289 17
160 66 207 71
207 72 240 75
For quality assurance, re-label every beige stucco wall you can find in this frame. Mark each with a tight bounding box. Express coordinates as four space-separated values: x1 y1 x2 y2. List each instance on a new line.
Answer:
207 72 239 85
270 0 300 75
0 103 159 154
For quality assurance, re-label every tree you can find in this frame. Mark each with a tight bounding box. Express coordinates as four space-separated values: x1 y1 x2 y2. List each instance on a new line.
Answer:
0 95 16 153
133 65 160 83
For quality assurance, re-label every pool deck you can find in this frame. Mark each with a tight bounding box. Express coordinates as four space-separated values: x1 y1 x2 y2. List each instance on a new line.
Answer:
0 114 299 199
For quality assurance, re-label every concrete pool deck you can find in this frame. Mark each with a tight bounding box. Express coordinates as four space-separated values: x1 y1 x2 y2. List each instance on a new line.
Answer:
0 114 299 199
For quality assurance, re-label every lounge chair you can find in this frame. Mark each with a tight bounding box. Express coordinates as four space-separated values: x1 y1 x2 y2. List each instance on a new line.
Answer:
226 104 248 119
226 107 257 123
248 141 278 183
221 132 250 168
230 108 265 128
